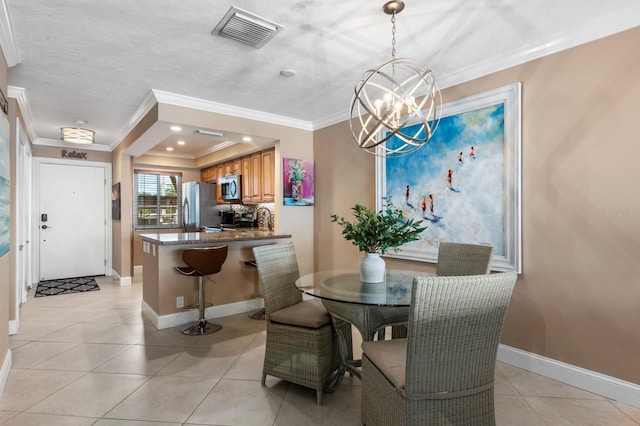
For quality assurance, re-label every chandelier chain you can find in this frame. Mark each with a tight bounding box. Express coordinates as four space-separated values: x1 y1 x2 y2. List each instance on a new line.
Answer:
391 13 397 60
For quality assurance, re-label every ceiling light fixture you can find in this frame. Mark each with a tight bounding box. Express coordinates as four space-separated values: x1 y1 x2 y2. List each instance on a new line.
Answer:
60 120 95 145
349 1 441 158
177 140 185 145
242 136 252 142
194 129 225 137
170 125 182 131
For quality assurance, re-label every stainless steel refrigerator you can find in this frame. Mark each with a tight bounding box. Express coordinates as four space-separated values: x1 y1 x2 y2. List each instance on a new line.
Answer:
181 182 221 231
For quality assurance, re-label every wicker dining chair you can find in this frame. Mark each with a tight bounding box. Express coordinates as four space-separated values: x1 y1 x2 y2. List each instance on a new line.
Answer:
252 242 351 405
361 272 518 426
436 241 494 276
390 241 494 340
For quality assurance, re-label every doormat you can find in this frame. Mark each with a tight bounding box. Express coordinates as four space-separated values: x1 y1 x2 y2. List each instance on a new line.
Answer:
35 276 100 298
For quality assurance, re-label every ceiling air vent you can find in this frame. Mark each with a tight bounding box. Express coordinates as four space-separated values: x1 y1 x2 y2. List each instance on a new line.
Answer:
212 6 284 49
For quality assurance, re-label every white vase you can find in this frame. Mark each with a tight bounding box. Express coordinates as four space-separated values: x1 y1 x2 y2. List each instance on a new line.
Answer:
360 252 386 283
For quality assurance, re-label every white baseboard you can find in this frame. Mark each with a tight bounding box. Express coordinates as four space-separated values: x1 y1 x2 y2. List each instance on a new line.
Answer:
111 269 132 286
141 298 264 330
8 319 18 336
0 350 12 400
498 344 640 408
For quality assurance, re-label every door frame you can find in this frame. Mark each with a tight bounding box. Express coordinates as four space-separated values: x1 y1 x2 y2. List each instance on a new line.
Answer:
33 157 113 283
9 118 32 335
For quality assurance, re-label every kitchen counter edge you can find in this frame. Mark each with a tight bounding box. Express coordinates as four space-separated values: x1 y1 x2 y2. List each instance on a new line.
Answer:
138 230 292 246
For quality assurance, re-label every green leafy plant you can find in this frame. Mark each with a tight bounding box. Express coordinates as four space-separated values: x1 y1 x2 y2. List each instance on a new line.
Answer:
288 160 306 183
331 197 426 255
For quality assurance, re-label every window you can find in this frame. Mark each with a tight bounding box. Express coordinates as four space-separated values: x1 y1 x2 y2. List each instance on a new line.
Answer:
134 170 182 229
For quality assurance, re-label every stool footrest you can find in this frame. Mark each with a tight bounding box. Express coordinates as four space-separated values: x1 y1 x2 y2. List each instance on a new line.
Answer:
184 302 213 311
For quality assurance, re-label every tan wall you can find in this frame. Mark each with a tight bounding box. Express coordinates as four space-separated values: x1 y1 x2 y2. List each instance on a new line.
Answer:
111 105 159 279
314 27 640 384
0 46 9 386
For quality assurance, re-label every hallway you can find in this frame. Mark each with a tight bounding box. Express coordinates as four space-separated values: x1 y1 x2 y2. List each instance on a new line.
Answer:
0 276 638 425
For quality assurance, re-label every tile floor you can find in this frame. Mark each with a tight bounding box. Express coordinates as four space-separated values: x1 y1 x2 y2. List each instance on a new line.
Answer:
1 275 639 425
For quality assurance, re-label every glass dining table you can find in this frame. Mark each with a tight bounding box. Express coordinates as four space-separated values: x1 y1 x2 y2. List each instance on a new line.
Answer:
295 268 434 390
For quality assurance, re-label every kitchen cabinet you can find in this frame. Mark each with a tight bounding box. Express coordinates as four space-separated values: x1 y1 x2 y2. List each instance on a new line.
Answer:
203 147 275 204
241 148 274 204
242 152 262 203
222 159 240 177
261 149 275 202
201 165 216 183
216 165 226 203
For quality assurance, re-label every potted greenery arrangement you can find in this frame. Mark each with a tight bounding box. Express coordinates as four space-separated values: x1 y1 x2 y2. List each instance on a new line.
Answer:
288 160 306 202
331 197 426 283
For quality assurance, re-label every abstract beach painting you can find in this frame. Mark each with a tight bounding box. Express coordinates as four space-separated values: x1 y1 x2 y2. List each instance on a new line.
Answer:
377 83 521 272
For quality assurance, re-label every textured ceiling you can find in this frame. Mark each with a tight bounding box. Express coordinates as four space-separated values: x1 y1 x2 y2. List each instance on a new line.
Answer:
4 0 640 156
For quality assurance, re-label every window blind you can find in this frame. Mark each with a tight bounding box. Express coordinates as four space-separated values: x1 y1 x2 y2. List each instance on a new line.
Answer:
133 170 182 230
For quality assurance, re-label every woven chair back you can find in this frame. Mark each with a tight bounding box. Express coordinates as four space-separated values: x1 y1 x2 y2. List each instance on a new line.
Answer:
435 242 493 276
181 246 228 276
252 242 302 316
405 272 517 396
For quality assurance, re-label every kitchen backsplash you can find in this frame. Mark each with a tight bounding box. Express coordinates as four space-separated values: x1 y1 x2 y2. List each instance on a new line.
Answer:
229 203 275 229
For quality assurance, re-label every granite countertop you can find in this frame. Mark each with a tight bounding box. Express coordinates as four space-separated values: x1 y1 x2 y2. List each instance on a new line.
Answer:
139 230 292 246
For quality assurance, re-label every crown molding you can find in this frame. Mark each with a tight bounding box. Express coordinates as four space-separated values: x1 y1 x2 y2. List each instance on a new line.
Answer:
195 141 238 158
110 90 159 151
152 89 314 132
312 7 640 130
34 138 112 152
0 0 19 66
7 86 36 142
143 150 194 159
437 7 640 90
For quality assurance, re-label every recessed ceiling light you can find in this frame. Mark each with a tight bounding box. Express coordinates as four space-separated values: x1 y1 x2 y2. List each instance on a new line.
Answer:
170 126 182 131
177 140 185 145
242 136 252 142
166 147 174 151
280 69 296 78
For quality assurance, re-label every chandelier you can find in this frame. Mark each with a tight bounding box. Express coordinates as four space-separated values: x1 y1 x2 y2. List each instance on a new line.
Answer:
61 120 95 144
349 1 441 158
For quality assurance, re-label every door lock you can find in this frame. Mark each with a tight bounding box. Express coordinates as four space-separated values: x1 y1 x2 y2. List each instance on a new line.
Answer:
41 225 52 229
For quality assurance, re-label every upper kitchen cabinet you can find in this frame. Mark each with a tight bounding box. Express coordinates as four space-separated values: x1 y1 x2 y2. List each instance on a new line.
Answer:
242 148 274 204
260 149 275 202
202 147 275 204
242 153 261 203
224 159 242 176
201 165 217 183
216 165 226 203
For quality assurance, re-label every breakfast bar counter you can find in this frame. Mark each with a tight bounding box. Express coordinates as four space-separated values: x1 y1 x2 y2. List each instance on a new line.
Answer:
139 230 291 329
139 229 291 246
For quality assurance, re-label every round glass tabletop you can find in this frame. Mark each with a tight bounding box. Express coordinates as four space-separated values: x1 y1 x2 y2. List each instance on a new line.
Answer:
295 269 434 306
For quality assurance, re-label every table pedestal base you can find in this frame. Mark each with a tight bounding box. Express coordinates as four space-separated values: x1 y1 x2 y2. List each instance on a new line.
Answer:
322 300 409 392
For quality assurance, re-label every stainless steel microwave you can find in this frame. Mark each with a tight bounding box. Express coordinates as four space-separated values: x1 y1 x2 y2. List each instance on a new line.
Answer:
219 174 242 202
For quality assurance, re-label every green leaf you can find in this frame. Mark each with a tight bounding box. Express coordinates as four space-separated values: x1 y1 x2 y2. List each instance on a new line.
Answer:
330 197 427 254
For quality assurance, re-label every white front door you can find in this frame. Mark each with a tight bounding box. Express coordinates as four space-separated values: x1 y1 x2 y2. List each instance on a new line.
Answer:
38 161 107 281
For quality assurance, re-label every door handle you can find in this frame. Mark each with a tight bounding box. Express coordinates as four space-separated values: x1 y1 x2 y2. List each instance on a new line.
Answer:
41 225 52 229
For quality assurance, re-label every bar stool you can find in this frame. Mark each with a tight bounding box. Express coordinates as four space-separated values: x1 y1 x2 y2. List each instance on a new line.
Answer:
175 245 228 335
244 260 265 320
